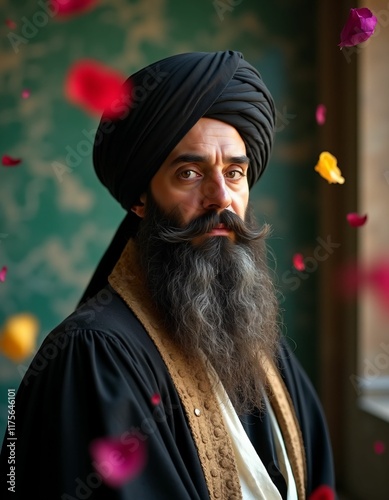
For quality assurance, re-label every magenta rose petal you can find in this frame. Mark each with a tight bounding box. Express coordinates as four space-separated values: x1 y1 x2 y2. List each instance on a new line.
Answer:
339 8 377 48
90 436 147 487
2 155 22 167
346 212 368 227
0 266 7 282
64 59 131 119
293 253 305 272
315 104 326 125
51 0 98 17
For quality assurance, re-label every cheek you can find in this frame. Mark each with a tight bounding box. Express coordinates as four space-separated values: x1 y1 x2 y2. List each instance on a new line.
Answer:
233 189 249 218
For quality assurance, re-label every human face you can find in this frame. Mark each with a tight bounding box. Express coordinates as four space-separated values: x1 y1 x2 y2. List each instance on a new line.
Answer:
140 118 250 240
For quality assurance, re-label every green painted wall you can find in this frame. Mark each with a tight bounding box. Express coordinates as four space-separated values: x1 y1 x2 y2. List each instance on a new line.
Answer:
0 0 319 436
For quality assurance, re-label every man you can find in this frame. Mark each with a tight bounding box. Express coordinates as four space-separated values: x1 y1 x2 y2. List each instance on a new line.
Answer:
0 51 334 499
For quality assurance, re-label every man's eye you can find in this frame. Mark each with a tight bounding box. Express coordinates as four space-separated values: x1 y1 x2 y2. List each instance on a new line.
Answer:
225 170 244 179
179 170 198 179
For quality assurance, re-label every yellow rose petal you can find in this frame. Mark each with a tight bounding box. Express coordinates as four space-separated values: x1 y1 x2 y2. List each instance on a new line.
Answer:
314 151 345 184
0 313 39 362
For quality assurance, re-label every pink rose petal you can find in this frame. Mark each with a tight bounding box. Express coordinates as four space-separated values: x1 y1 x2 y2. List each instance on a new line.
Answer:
0 266 7 282
293 253 305 272
346 212 368 227
90 435 147 487
21 89 30 99
5 19 17 29
339 8 377 48
51 0 98 17
64 59 132 119
374 440 385 455
151 393 161 406
2 155 22 167
315 104 326 125
309 485 335 500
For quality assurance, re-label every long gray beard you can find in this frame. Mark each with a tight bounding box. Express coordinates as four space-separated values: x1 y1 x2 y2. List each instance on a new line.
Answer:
136 197 280 413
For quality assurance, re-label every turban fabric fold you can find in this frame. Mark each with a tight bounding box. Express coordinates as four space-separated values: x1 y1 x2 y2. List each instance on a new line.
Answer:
79 50 276 305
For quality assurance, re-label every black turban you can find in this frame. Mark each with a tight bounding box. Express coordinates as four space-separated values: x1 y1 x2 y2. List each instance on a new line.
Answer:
78 50 276 305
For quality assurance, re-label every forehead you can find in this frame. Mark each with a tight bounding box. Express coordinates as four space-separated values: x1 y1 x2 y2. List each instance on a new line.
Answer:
172 117 246 153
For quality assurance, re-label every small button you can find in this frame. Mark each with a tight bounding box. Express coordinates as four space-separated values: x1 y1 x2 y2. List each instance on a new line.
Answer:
194 408 201 416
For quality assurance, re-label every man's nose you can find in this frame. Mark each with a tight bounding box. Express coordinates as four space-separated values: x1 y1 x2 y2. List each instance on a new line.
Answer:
202 174 232 211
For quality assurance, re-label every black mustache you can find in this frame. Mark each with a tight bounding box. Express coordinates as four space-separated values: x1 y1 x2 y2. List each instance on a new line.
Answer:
157 210 266 244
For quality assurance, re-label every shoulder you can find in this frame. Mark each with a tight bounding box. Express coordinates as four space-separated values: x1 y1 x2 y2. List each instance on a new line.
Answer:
22 285 164 388
45 284 154 353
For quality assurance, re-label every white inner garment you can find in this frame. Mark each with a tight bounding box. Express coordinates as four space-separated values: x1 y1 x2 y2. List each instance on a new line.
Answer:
211 374 298 500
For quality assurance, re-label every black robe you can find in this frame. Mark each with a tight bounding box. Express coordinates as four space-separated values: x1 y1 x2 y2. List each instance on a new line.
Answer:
0 285 334 499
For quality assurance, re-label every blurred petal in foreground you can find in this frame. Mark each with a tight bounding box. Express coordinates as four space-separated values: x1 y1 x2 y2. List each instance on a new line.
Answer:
90 435 147 487
64 59 131 119
0 313 39 362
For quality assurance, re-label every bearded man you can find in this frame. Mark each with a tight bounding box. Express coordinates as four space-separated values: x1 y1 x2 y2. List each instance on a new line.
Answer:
0 51 335 499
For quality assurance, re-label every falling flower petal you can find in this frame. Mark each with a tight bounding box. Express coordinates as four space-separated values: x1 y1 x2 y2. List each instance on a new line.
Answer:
90 435 147 487
339 8 377 48
5 19 17 29
151 393 161 405
51 0 98 17
366 261 389 312
293 253 305 272
314 151 345 184
21 89 30 99
346 212 368 227
315 104 326 125
64 59 132 119
374 440 385 455
0 313 39 362
309 485 335 500
0 266 7 282
339 259 389 316
2 155 22 167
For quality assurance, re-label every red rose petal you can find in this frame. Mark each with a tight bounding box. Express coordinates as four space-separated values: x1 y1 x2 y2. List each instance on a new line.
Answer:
5 19 17 29
64 59 132 119
374 440 385 455
315 104 326 125
51 0 98 17
309 485 335 500
2 155 22 167
90 435 147 487
0 266 7 283
293 253 305 272
151 393 161 406
346 212 368 227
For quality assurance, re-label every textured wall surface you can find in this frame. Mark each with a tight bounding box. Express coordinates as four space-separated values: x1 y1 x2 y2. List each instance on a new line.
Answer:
0 0 320 436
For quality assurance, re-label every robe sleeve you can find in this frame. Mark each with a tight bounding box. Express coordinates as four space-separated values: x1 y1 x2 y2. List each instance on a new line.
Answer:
0 323 208 499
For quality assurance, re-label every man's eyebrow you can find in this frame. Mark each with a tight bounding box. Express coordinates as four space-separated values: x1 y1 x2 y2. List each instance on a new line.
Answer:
170 154 250 166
